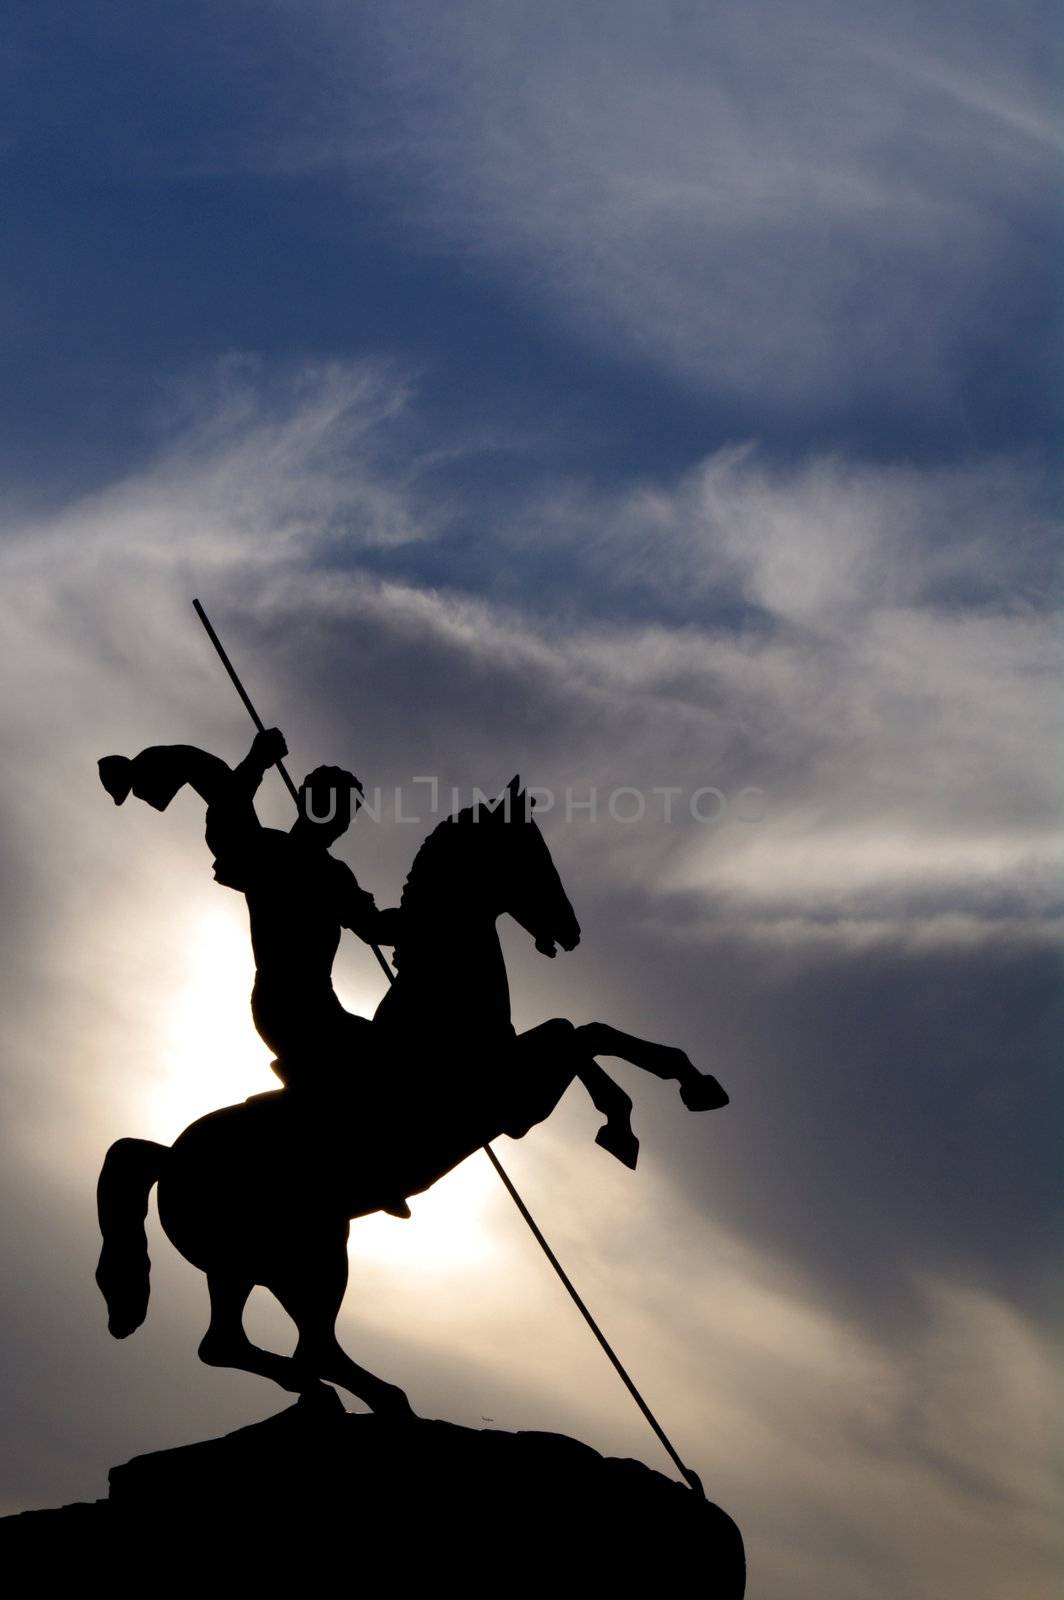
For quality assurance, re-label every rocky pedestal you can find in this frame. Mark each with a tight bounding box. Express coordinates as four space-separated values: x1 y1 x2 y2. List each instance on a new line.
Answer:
1 1396 746 1593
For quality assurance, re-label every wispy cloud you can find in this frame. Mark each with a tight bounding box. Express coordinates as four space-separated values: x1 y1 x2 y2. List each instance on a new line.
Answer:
293 0 1061 413
5 362 1058 944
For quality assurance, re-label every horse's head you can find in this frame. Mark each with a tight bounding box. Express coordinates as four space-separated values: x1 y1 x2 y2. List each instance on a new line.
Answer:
474 775 581 958
400 776 581 965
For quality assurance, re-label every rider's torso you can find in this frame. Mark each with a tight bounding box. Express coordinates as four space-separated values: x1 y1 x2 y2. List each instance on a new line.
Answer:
216 827 349 988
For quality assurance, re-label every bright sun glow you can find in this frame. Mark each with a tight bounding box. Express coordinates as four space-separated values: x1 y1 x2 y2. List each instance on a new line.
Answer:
138 906 503 1275
141 905 271 1140
351 1153 503 1276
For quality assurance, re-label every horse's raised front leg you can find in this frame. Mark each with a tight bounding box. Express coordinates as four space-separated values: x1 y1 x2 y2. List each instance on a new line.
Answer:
582 1062 640 1168
198 1269 334 1403
268 1233 415 1420
575 1022 729 1112
512 1019 639 1169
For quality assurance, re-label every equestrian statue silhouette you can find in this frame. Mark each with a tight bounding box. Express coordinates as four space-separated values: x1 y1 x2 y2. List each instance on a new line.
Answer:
95 728 728 1417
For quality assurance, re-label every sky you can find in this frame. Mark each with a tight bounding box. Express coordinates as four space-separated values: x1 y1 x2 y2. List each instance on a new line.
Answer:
1 2 1060 1593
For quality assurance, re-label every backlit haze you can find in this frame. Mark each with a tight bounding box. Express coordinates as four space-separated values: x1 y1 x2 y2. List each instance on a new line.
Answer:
1 6 1060 1596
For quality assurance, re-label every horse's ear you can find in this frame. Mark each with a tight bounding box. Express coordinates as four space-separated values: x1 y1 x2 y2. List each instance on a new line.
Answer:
505 773 528 819
489 774 521 818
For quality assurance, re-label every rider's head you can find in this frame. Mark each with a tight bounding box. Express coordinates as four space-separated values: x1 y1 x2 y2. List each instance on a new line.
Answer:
294 765 364 845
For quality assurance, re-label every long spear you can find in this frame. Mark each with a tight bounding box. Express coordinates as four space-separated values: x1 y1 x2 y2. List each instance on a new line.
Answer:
191 596 705 1496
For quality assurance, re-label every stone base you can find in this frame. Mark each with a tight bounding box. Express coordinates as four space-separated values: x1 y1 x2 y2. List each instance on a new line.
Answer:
1 1396 746 1593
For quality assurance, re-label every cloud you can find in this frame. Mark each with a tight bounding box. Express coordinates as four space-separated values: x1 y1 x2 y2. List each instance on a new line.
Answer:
293 0 1061 415
4 359 1057 949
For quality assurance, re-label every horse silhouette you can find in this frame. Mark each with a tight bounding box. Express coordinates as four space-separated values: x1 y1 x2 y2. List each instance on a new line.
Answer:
96 778 727 1415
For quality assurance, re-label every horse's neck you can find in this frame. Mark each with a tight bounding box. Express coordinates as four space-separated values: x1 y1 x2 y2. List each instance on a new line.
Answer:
404 907 508 994
395 844 513 1035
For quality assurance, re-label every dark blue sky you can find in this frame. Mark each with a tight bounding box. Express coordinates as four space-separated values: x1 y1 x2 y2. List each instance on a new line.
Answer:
4 0 1059 513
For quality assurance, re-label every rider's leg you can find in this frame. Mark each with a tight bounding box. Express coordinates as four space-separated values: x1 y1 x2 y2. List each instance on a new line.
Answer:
253 984 381 1094
575 1022 728 1111
269 1235 415 1420
198 1269 332 1399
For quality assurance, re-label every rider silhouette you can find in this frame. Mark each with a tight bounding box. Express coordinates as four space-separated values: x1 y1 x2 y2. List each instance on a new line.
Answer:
99 729 397 1094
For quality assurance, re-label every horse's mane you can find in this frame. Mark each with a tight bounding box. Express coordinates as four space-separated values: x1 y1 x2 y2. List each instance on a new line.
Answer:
400 805 481 911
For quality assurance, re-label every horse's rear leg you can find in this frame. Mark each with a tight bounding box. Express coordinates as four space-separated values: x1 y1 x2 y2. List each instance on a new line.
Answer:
198 1269 333 1402
576 1022 729 1111
269 1240 415 1420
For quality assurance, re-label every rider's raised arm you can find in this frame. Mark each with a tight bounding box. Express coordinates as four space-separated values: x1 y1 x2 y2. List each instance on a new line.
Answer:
231 728 287 802
205 728 287 863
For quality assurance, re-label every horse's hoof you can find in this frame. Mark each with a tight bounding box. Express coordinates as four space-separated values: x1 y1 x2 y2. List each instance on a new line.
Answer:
680 1073 729 1111
595 1122 639 1170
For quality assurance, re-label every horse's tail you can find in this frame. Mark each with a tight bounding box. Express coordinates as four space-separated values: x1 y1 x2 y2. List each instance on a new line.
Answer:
95 1137 169 1339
